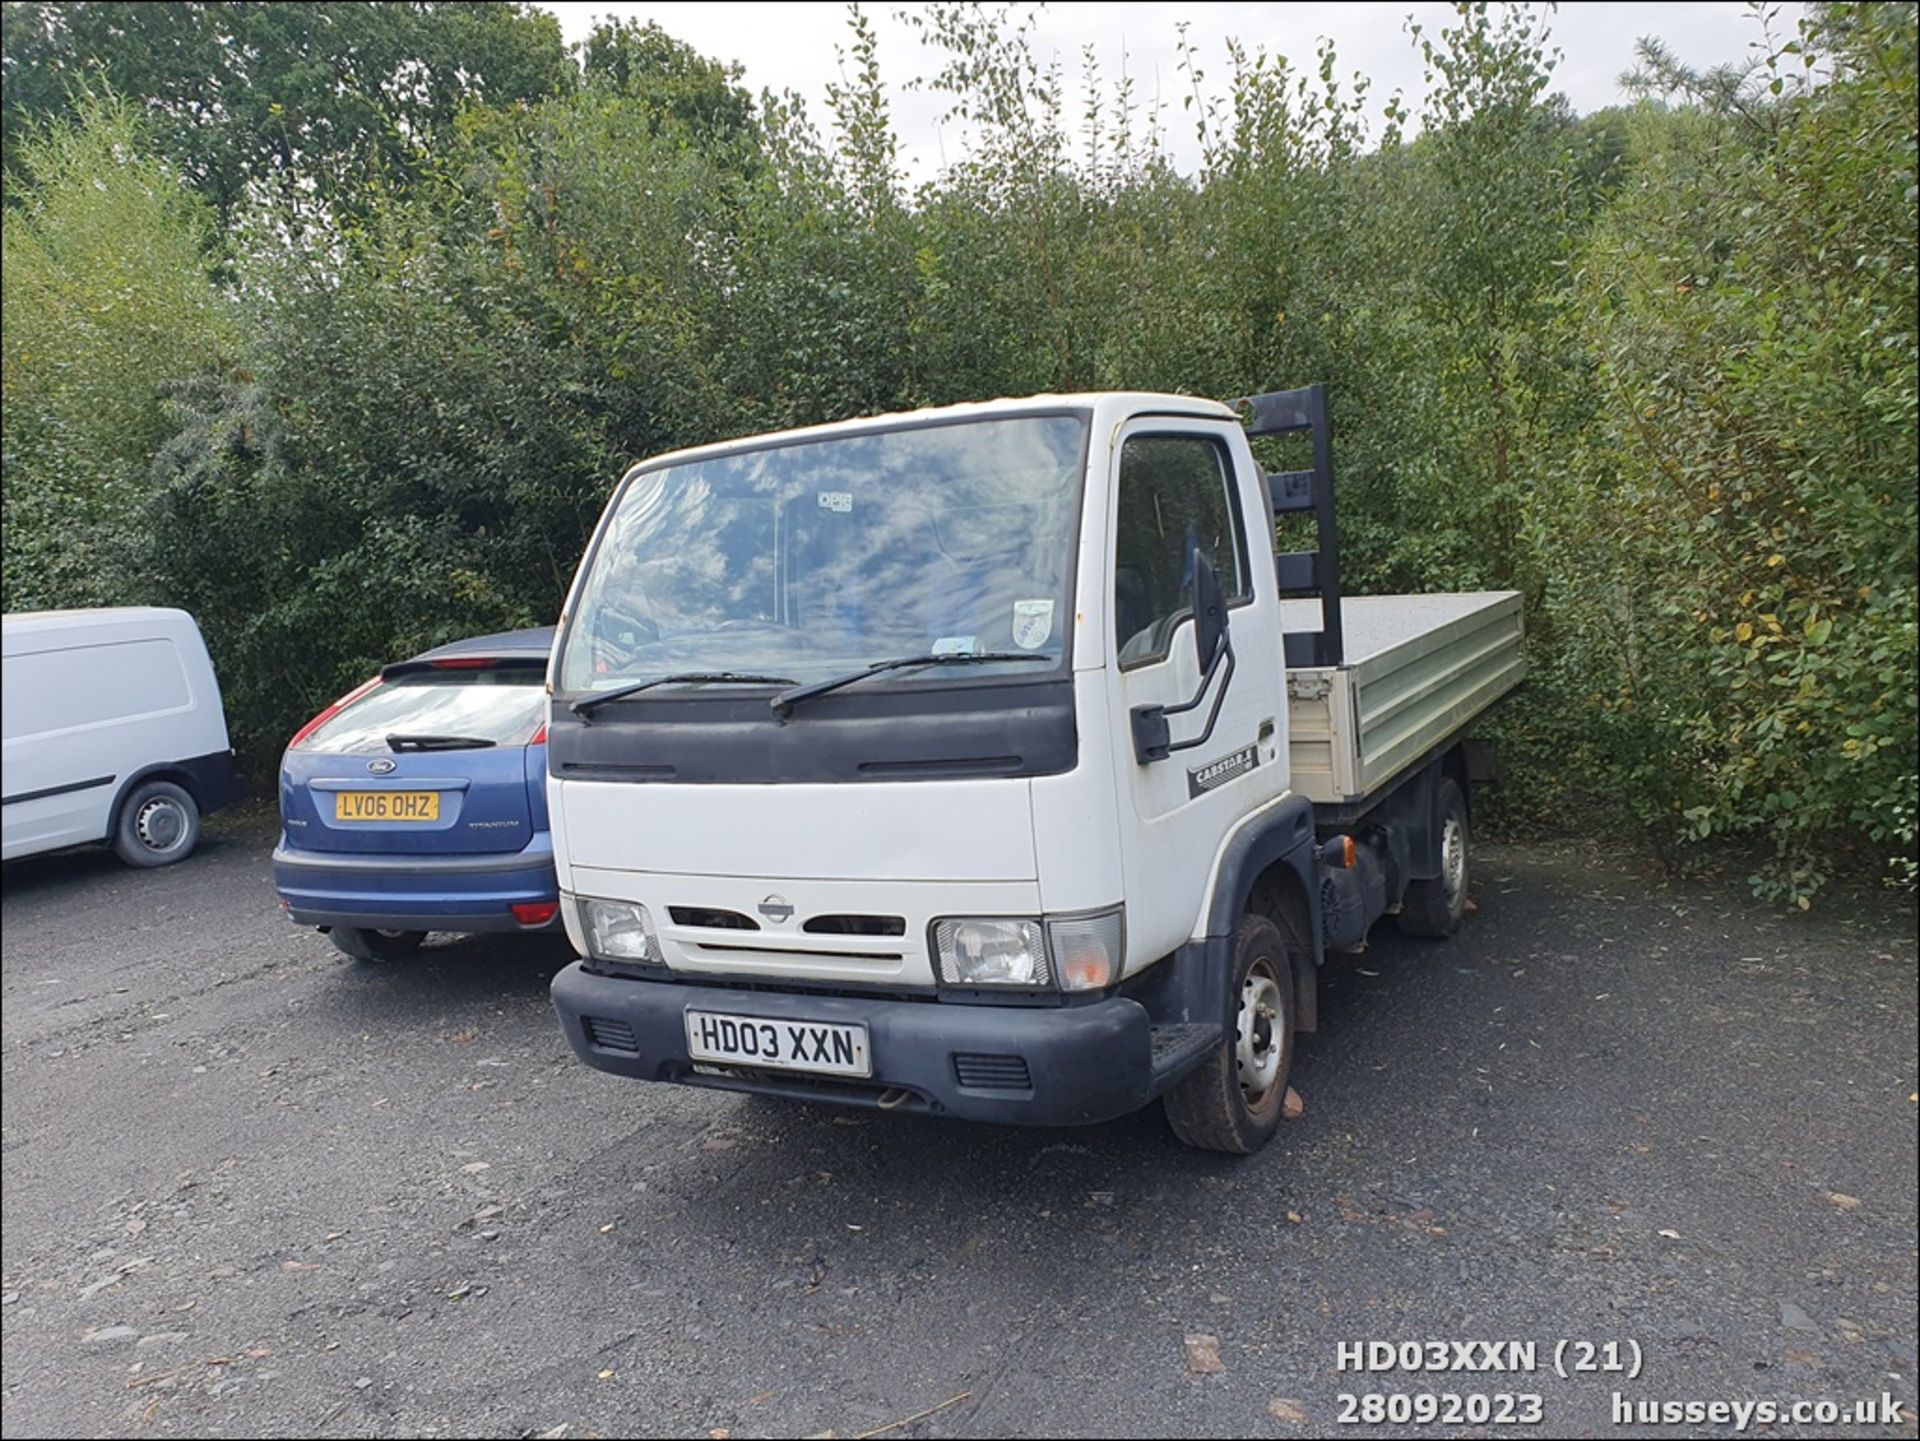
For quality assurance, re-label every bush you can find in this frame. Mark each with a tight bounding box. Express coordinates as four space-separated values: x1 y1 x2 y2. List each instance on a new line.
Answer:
1560 4 1918 899
1 99 229 611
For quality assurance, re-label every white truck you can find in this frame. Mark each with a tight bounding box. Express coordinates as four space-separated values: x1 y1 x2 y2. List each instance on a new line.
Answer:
544 386 1524 1152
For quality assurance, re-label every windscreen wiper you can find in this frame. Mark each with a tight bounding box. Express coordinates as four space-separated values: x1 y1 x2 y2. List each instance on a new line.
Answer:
386 734 498 751
570 672 798 718
771 652 1049 719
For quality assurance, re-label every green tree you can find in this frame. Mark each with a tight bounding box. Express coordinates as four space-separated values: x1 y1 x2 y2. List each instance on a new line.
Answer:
0 1 573 224
1400 2 1596 596
142 189 615 761
1562 1 1918 898
578 15 757 157
1 98 229 611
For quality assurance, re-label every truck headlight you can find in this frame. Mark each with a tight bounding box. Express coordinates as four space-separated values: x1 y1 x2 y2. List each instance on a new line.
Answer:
1047 907 1125 991
577 896 658 966
933 918 1049 988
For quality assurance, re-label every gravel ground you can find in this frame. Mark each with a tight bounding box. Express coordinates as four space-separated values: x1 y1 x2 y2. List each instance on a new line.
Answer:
2 821 1915 1439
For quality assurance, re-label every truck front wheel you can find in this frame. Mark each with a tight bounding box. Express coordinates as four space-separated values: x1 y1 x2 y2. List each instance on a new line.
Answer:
1397 777 1470 938
1163 913 1298 1154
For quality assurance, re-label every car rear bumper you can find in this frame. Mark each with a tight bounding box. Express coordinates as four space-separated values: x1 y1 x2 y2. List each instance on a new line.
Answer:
550 961 1169 1126
273 835 558 932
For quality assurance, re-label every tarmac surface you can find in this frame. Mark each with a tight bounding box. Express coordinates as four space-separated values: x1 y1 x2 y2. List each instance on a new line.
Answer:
3 820 1915 1438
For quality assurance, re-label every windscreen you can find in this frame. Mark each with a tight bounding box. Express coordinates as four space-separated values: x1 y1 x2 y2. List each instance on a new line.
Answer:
299 671 546 753
556 415 1088 696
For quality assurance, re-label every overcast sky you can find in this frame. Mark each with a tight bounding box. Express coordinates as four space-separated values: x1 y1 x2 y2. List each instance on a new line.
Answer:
538 2 1798 175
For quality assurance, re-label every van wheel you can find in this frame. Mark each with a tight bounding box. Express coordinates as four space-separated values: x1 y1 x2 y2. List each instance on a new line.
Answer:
112 780 201 867
1398 778 1469 938
328 927 427 963
1163 912 1298 1154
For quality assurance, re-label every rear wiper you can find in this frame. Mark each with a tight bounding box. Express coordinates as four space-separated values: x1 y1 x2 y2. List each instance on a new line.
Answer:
771 652 1049 718
386 734 498 752
569 672 798 718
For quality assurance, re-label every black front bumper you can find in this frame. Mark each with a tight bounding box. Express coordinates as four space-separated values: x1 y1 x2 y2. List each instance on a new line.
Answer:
550 961 1173 1126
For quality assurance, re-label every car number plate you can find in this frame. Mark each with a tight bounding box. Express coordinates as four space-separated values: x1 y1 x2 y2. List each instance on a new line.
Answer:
334 791 440 822
684 1010 871 1078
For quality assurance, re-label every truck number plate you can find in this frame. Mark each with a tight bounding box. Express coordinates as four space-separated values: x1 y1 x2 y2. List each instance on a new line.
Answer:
684 1010 871 1078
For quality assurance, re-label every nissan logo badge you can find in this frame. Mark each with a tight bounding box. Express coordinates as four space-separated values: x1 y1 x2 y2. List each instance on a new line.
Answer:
758 895 794 923
367 758 397 775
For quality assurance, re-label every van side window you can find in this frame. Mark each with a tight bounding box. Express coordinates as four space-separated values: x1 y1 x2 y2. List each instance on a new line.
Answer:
1113 434 1249 667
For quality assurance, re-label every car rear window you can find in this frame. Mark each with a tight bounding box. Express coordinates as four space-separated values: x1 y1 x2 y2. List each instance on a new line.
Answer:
299 671 546 754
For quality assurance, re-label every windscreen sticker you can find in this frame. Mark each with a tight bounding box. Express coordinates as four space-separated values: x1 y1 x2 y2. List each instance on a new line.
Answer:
1011 599 1054 650
817 491 853 513
931 635 977 655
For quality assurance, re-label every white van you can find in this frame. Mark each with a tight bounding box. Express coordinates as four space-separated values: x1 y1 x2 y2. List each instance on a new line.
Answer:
2 608 243 867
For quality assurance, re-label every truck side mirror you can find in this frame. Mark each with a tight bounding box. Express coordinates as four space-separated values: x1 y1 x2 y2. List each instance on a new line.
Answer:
1192 549 1228 676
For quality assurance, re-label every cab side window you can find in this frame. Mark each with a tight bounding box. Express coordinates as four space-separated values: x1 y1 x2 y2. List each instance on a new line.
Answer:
1113 434 1249 667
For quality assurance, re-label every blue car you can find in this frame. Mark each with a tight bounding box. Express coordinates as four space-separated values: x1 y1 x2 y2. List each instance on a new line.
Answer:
273 627 559 962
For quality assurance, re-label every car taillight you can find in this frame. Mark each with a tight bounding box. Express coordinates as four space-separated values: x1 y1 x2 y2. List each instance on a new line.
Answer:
511 900 558 926
430 656 495 668
528 721 548 746
288 676 381 750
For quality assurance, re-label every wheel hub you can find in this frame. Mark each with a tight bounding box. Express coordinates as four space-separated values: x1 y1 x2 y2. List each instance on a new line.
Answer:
1235 965 1284 1101
1441 815 1466 904
135 798 184 851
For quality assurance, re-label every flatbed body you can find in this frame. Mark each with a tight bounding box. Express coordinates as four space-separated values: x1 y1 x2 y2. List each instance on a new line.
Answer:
1282 592 1526 810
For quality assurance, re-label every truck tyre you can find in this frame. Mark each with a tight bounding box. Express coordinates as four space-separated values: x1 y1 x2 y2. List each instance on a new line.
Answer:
112 780 200 868
1163 913 1297 1154
1398 777 1469 938
328 927 427 963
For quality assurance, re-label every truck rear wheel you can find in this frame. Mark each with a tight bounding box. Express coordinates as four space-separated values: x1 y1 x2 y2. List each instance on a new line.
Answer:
1397 777 1469 938
1163 912 1297 1154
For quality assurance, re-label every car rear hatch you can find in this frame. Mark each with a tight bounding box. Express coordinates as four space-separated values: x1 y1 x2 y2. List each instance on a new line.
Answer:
281 658 547 856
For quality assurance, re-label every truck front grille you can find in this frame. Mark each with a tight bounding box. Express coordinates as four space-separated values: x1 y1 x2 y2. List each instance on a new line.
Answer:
803 914 907 937
669 907 759 930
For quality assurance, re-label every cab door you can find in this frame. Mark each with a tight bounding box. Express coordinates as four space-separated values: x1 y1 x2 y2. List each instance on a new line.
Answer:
1105 419 1287 966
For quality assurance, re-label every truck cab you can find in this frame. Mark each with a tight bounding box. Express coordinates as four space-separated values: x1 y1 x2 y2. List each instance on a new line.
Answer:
545 388 1523 1152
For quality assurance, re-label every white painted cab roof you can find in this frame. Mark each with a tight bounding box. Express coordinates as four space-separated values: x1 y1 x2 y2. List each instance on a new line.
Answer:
624 391 1237 477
